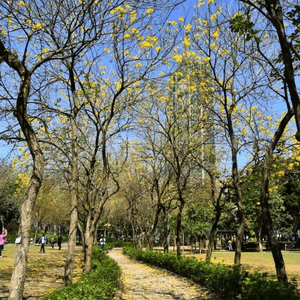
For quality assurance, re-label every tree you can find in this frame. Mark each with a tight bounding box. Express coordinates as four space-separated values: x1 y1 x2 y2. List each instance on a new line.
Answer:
229 0 300 282
0 0 129 295
232 0 300 141
32 0 186 277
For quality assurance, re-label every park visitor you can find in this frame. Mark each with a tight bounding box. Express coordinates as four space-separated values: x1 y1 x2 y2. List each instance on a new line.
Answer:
0 229 7 258
228 239 233 251
99 235 106 249
57 234 62 250
50 235 56 249
38 233 48 253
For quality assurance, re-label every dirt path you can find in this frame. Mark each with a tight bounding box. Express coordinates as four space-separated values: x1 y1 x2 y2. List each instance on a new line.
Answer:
108 248 223 300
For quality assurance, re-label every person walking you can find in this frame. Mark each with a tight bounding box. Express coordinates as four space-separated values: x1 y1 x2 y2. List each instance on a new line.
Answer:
99 235 106 249
57 234 62 250
38 233 48 253
50 235 56 249
0 229 7 258
228 239 233 251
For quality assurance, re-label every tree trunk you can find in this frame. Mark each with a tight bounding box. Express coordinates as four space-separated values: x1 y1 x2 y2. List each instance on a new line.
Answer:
176 200 185 257
234 211 245 265
255 228 263 252
206 207 222 262
232 148 245 266
9 167 44 299
163 214 170 254
206 181 226 262
64 112 79 286
149 204 162 251
84 231 95 273
261 183 288 282
7 57 44 299
64 184 78 285
259 110 293 282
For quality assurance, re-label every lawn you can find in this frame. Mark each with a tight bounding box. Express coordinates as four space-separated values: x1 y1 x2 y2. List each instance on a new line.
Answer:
183 250 300 283
0 243 84 299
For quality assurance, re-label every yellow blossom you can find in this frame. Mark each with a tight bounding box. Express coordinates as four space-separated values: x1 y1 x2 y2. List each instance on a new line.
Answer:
212 29 219 39
277 170 285 177
34 23 42 30
210 14 217 21
185 24 192 32
173 54 183 63
146 8 154 14
124 33 131 40
140 41 153 48
17 1 26 6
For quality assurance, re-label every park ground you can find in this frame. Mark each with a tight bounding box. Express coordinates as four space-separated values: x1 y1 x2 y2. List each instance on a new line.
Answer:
0 244 300 299
0 243 84 299
181 249 300 283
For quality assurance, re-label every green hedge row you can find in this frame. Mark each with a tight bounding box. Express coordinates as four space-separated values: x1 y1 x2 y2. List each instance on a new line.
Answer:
123 246 300 300
42 246 121 300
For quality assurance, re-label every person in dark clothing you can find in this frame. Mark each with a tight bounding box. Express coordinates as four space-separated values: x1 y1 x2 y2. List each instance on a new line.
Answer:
99 235 106 249
57 234 62 250
51 235 56 249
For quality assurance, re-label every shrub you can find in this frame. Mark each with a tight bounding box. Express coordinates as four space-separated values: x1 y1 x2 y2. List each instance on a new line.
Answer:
238 272 300 300
123 246 300 300
42 246 121 300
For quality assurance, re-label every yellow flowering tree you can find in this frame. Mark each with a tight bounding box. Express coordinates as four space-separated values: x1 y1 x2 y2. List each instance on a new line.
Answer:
0 0 178 296
18 0 187 278
185 0 291 267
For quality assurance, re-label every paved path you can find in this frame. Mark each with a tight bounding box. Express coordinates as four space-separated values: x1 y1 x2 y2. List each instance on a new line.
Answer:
108 248 223 300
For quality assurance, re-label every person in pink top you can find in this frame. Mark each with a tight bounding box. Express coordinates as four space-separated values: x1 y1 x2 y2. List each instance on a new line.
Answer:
0 229 7 258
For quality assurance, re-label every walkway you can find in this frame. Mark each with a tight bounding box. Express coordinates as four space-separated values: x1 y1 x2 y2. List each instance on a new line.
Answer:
108 248 223 300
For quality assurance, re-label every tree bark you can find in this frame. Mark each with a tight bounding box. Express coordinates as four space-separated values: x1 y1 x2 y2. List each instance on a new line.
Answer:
255 228 263 252
206 206 222 262
176 199 185 257
64 90 79 286
9 161 44 300
259 110 293 282
206 181 227 262
0 43 45 300
259 109 293 281
163 208 170 253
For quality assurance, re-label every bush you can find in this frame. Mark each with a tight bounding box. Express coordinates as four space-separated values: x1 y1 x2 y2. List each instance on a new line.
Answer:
238 272 300 300
42 246 121 300
105 241 133 249
5 222 19 243
123 246 300 300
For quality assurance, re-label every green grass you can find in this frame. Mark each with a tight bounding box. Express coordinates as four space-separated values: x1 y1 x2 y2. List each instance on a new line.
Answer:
183 251 300 282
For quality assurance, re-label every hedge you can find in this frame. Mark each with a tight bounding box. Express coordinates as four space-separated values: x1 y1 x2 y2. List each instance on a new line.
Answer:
41 245 120 300
123 246 300 300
